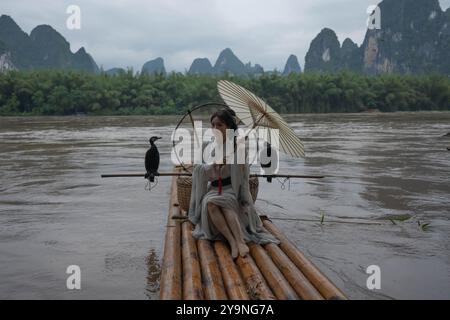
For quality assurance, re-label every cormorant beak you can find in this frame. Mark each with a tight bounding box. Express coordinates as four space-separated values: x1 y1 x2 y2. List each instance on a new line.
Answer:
157 137 162 140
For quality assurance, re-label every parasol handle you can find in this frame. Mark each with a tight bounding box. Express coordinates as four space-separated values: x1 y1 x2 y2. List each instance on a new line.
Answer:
188 109 201 149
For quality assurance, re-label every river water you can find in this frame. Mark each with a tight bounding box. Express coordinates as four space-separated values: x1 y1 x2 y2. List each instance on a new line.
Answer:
0 112 449 300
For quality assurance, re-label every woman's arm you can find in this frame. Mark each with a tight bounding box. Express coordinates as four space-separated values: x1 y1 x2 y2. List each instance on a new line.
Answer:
239 164 253 206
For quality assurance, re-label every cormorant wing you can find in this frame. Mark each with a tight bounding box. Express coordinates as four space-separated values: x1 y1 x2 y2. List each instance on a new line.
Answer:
145 148 152 172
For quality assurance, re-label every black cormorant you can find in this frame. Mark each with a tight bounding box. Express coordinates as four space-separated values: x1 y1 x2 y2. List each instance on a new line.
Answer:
259 142 278 183
145 136 161 182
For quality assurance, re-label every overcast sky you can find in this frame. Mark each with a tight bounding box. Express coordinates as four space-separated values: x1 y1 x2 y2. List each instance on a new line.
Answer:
2 0 450 72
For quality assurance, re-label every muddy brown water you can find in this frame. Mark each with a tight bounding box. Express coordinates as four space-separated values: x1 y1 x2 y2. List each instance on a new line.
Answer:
0 112 449 299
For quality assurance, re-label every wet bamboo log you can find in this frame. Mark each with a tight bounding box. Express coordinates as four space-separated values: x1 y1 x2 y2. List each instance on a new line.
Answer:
249 243 299 300
159 174 182 300
263 219 347 300
160 165 346 300
264 243 324 300
197 239 228 300
235 255 276 300
181 219 204 300
214 241 250 300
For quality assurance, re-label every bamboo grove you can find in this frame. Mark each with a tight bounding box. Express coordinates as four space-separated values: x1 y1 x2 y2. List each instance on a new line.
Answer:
0 70 448 116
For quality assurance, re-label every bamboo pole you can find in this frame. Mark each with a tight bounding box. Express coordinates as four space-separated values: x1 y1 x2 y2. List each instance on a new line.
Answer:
235 255 276 300
181 219 204 300
262 219 347 300
197 240 228 300
264 243 324 300
214 241 250 300
159 173 182 300
102 172 191 178
101 173 325 179
249 243 299 300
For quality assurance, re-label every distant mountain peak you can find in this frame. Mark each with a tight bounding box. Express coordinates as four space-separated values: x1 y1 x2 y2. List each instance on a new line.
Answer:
0 14 29 42
222 48 234 54
214 48 246 75
31 24 57 33
105 67 125 76
73 47 99 72
0 15 21 30
304 0 449 75
283 54 301 75
141 57 166 75
30 24 71 50
75 47 87 54
188 51 264 76
0 15 98 72
188 58 213 75
342 38 357 48
317 28 339 41
304 27 342 72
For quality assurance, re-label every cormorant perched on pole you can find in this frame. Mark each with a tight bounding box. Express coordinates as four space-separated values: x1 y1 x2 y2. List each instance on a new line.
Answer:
259 141 278 183
145 136 161 182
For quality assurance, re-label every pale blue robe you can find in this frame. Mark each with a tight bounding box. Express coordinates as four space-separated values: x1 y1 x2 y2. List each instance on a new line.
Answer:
187 160 279 245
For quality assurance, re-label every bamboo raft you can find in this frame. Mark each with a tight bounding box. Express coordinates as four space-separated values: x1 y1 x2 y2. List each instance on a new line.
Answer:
159 168 347 300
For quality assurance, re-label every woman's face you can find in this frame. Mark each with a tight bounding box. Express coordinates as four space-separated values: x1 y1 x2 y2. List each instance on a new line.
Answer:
211 116 228 142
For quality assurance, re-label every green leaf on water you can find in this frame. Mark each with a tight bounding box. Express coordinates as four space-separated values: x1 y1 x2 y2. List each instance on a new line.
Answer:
418 220 431 231
380 214 412 224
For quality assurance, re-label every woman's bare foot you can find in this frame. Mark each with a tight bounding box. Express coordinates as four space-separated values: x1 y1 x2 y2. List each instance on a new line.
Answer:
237 243 250 258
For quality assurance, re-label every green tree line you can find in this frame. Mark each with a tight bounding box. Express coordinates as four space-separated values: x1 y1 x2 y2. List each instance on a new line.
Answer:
0 70 448 116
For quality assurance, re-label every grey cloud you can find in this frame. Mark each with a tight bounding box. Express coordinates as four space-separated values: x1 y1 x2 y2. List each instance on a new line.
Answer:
1 0 450 71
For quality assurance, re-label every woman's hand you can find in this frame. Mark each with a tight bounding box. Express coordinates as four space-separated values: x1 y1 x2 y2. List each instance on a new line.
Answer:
236 135 247 146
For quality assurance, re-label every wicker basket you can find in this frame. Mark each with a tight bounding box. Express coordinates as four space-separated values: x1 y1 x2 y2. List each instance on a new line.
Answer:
177 175 259 213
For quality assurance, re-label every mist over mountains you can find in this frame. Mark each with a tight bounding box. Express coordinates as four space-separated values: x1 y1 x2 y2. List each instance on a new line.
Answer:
0 13 300 76
1 0 449 76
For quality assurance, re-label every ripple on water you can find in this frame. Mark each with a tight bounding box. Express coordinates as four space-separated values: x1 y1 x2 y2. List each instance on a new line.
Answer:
0 113 449 299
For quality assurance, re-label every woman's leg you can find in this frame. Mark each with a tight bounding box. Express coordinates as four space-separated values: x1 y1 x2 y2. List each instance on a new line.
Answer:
207 202 239 259
221 207 249 257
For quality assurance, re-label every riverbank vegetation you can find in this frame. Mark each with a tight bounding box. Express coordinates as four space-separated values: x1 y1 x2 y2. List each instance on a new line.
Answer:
0 70 448 116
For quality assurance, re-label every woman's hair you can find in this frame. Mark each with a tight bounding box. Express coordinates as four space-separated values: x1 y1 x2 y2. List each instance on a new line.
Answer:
210 108 238 131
